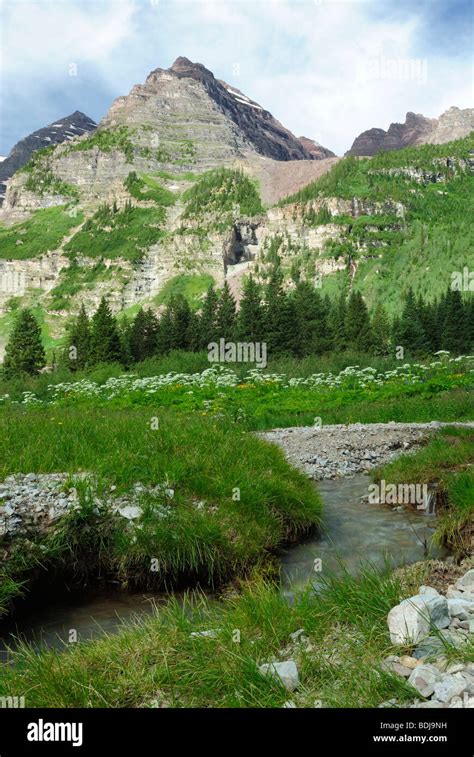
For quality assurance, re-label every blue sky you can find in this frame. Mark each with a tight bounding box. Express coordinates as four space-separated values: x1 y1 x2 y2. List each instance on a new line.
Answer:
0 0 472 156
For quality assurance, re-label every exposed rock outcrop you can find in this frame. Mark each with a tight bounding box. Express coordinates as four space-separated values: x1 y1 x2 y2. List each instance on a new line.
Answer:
0 111 96 202
346 107 474 156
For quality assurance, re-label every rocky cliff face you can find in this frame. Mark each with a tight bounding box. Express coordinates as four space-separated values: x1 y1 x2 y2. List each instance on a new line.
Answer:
0 111 96 202
346 107 474 156
298 136 335 159
103 56 331 163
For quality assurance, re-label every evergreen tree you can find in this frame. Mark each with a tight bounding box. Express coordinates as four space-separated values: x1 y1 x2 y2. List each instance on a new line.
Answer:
90 297 122 364
441 287 466 354
345 291 373 352
276 294 299 354
65 303 91 371
291 281 330 355
156 307 174 355
199 284 218 349
371 303 390 355
169 294 191 350
420 299 440 353
129 308 159 363
398 289 428 355
237 275 264 341
3 308 46 377
186 311 202 352
118 315 133 368
215 281 236 341
467 297 474 351
331 290 347 351
263 261 288 354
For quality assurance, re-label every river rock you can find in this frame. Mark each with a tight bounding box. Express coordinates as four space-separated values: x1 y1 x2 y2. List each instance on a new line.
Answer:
259 661 299 692
455 569 474 591
399 655 419 669
418 587 450 628
433 675 467 703
408 664 441 697
387 596 430 644
448 597 474 620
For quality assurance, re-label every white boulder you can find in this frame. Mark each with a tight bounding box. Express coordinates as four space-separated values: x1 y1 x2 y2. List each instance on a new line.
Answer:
388 597 430 644
259 661 299 692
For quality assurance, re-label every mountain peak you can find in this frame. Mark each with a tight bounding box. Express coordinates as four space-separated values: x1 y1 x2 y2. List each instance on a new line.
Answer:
0 110 96 201
105 58 333 163
167 56 215 82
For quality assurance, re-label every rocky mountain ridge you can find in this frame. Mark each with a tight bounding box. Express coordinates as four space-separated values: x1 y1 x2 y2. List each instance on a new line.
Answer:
0 111 96 203
347 107 474 156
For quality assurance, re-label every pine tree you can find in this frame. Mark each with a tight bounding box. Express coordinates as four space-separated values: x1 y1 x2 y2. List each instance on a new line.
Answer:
118 315 133 368
66 303 91 371
371 302 390 355
264 261 288 353
199 284 218 349
3 308 46 377
170 294 191 350
291 281 330 355
129 308 159 363
157 307 174 354
186 311 202 352
345 291 373 352
331 290 348 352
215 281 236 341
441 287 466 354
237 275 263 341
467 297 474 351
90 297 122 364
398 289 428 355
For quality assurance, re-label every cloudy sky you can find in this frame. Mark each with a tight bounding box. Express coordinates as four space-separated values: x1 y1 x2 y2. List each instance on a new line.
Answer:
0 0 472 156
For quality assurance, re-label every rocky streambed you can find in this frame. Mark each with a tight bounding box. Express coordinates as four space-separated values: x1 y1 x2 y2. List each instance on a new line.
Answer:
259 421 474 480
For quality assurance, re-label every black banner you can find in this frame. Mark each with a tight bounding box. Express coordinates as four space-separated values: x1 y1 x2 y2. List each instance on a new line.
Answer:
0 707 470 755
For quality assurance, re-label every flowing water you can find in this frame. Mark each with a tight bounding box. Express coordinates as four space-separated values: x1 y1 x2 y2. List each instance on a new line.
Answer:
0 474 445 659
280 474 445 597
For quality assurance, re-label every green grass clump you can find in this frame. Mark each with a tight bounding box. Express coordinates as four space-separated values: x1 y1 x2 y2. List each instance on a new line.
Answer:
0 207 84 260
66 125 135 162
124 172 176 206
182 168 264 223
48 261 114 310
373 427 474 554
0 407 322 613
64 202 166 262
153 273 214 310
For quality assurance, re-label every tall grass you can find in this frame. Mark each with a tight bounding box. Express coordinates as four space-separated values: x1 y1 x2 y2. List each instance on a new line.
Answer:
2 564 461 708
0 407 322 613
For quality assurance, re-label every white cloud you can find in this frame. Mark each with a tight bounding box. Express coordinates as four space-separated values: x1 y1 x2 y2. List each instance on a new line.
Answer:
1 0 472 155
1 0 137 74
